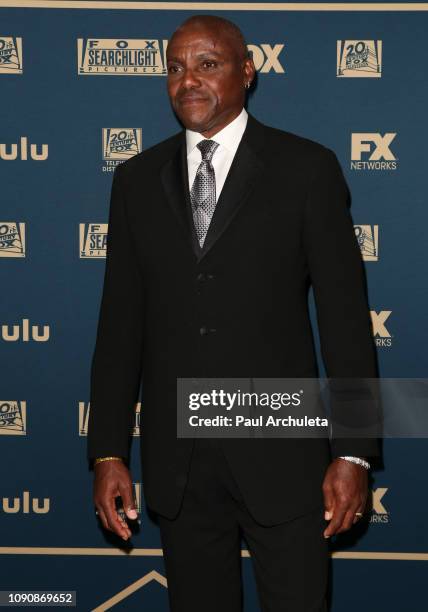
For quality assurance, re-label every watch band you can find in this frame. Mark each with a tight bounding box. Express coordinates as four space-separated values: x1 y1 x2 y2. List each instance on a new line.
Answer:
338 456 370 470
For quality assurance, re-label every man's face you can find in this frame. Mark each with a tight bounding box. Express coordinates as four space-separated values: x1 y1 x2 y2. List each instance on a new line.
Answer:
166 25 253 137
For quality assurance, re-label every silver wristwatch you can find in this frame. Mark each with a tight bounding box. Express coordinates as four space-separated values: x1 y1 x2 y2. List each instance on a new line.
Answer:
338 456 370 470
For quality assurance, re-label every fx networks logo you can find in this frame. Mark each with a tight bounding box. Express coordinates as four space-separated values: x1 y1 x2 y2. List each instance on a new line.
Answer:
79 223 107 258
102 128 142 172
247 43 285 73
79 401 141 436
370 310 393 347
0 401 26 436
0 222 26 257
337 40 382 78
0 137 48 161
1 319 50 343
78 38 167 75
368 487 390 524
0 36 23 74
1 491 50 515
351 133 397 170
354 224 379 261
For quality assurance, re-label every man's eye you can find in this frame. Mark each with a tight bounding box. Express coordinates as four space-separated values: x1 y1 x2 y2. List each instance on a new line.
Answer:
167 65 180 73
202 60 217 69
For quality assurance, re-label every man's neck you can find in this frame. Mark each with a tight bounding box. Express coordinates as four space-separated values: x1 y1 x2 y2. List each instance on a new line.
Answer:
199 108 244 138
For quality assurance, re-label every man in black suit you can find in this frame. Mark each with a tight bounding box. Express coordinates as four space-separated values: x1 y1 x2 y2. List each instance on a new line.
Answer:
88 14 380 612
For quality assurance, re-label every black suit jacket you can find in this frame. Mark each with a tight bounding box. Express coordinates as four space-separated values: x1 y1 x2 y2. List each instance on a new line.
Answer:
87 112 380 525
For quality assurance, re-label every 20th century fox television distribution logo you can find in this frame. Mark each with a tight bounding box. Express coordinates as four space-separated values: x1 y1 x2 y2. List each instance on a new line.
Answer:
0 36 23 74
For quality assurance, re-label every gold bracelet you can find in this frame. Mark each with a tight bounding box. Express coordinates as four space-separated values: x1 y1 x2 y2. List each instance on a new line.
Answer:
94 456 123 465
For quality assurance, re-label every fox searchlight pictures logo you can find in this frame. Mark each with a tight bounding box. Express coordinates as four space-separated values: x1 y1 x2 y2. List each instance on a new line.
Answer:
0 37 23 74
77 38 168 75
102 128 142 172
337 40 382 77
79 223 107 258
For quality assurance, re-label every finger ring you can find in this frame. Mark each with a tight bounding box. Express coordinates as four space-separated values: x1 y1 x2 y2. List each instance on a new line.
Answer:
355 512 363 517
95 510 99 515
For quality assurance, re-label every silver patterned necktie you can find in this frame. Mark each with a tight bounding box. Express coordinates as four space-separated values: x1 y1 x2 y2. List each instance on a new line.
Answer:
190 139 220 247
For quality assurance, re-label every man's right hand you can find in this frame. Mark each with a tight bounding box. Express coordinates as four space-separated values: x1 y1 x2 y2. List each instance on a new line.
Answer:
93 459 138 541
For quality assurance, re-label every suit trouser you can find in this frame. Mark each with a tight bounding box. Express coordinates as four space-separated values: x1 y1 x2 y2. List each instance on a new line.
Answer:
157 437 329 612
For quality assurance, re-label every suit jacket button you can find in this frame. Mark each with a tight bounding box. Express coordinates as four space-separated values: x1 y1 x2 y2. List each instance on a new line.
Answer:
199 326 208 336
197 273 206 282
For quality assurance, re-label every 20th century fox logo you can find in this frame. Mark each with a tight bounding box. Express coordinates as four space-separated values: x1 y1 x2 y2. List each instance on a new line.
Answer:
337 40 382 77
0 222 26 257
354 225 379 261
0 37 23 74
102 128 142 172
78 39 168 75
0 401 27 435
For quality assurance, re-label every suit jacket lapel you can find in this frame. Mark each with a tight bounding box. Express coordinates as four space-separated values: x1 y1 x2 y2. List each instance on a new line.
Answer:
160 136 196 257
200 123 265 261
160 112 266 263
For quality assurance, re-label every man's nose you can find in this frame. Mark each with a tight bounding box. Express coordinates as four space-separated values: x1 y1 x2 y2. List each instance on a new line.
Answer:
180 66 202 88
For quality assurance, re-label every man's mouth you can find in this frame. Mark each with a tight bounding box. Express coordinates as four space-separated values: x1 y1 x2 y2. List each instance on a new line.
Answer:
179 96 207 105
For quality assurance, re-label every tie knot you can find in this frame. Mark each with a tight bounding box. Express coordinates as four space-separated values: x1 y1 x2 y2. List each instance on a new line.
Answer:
197 139 219 162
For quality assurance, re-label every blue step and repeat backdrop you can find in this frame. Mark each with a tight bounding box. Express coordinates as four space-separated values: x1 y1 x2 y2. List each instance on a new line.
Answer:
1 1 428 610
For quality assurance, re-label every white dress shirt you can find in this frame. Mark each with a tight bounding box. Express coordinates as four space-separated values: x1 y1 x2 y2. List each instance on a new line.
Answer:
186 106 248 202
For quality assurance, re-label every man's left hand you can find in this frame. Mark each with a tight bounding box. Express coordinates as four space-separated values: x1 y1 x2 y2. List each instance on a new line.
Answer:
322 458 368 538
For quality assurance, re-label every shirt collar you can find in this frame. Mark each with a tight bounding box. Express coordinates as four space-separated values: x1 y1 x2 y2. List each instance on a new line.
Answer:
186 107 248 158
